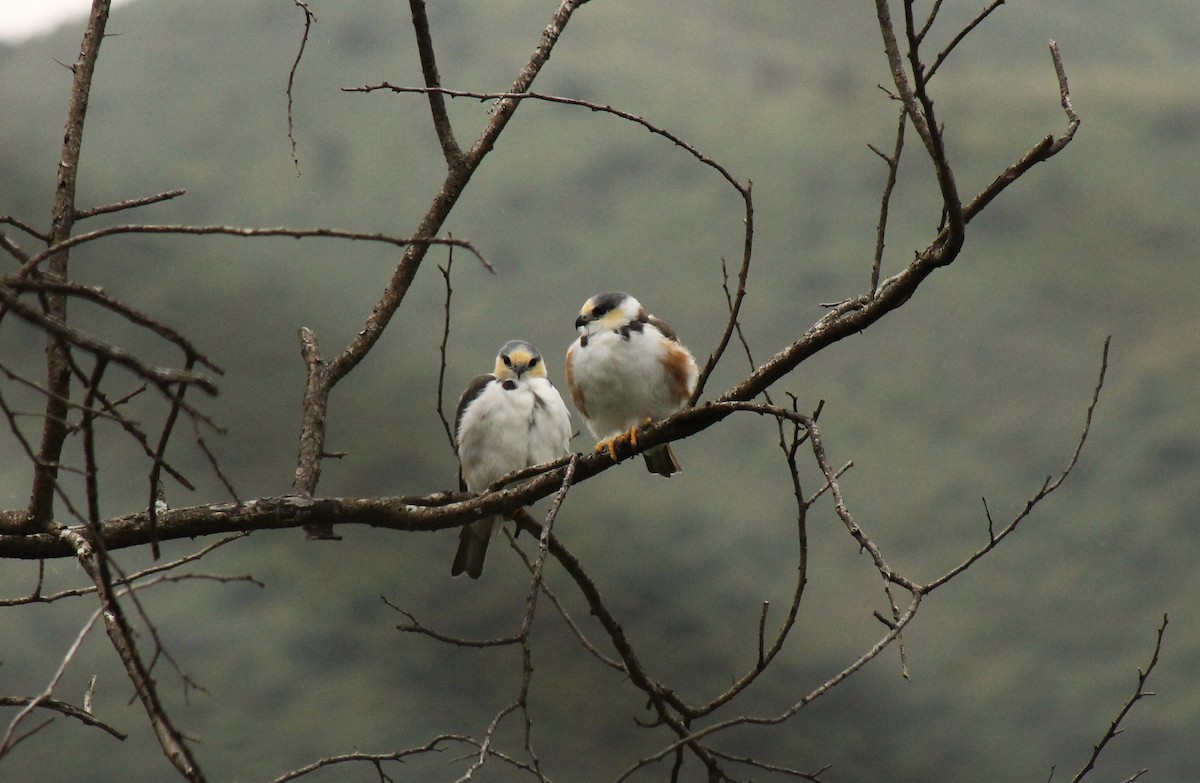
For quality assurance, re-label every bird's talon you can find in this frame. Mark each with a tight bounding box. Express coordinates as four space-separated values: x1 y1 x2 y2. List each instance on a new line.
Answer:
595 438 620 462
628 417 652 450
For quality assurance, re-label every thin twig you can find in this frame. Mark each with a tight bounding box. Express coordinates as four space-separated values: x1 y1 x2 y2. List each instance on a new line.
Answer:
0 695 126 741
268 738 456 783
1068 614 1167 783
286 1 315 173
695 181 754 403
384 597 521 648
506 520 625 672
925 337 1109 592
16 224 492 279
0 605 105 757
617 593 922 781
0 215 49 243
148 367 194 559
435 247 456 452
74 188 187 220
915 0 945 43
345 84 746 193
0 287 219 395
868 109 905 296
3 276 223 373
924 0 1007 81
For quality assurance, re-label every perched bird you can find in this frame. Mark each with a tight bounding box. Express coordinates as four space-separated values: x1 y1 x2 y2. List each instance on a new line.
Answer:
566 292 698 477
452 340 572 578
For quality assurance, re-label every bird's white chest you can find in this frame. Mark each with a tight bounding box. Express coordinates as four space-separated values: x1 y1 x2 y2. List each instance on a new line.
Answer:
457 379 570 491
570 329 675 436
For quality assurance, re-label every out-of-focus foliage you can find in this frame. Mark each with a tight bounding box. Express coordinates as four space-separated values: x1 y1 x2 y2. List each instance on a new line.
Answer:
0 1 1196 780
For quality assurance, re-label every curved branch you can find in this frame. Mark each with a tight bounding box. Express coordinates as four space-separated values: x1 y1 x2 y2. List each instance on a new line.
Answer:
1068 614 1167 783
962 40 1080 221
617 592 923 781
923 337 1108 593
15 224 491 280
0 285 219 395
345 85 747 192
0 322 1102 560
2 277 222 373
285 1 315 172
344 83 756 404
290 1 587 505
0 696 127 741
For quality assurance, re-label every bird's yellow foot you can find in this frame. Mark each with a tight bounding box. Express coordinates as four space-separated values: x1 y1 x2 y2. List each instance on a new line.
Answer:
595 438 620 463
595 419 654 462
626 418 652 450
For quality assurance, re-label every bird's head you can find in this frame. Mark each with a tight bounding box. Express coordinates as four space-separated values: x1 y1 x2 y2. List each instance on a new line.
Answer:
574 292 643 336
494 340 548 381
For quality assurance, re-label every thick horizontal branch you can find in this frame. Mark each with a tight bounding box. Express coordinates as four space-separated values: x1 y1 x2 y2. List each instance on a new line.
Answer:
0 485 570 559
0 348 1091 555
0 267 1095 554
0 400 781 558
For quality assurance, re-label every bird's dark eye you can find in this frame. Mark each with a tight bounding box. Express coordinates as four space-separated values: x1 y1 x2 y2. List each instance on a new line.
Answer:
529 356 540 367
502 355 512 366
593 306 608 317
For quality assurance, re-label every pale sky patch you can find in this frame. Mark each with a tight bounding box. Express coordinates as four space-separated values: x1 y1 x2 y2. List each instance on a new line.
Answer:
0 0 138 44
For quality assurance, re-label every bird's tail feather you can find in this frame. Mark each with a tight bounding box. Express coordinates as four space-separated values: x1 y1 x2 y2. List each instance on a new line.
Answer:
642 443 680 477
451 516 495 579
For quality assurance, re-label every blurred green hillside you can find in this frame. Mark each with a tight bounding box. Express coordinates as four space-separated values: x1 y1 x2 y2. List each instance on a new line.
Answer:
1 1 1197 781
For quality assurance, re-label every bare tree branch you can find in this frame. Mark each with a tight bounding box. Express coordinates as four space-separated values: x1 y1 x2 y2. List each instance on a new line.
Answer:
408 0 464 168
867 108 906 295
286 1 315 173
0 3 1125 781
0 604 104 757
268 738 453 783
924 337 1109 592
14 224 491 280
962 40 1080 220
289 1 586 536
435 248 457 452
0 695 127 742
924 0 1007 81
60 526 207 781
0 285 219 394
74 188 187 220
27 0 112 528
2 276 223 373
1067 614 1167 783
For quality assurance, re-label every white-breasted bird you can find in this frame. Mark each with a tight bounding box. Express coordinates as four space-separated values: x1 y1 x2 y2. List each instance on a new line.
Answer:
452 340 572 578
565 292 698 477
